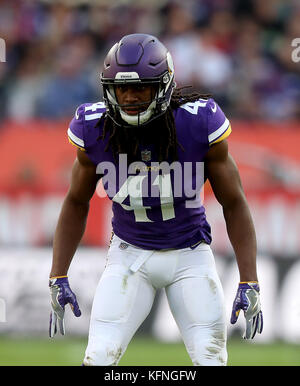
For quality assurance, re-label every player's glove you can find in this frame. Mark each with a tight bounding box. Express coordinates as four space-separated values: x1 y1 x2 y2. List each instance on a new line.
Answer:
49 276 81 337
230 282 263 339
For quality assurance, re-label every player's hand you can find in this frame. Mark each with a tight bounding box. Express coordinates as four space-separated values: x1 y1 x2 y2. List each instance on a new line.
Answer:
230 282 263 339
49 276 81 337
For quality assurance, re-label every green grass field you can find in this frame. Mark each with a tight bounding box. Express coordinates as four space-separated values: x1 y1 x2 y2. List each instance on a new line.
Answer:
0 336 299 366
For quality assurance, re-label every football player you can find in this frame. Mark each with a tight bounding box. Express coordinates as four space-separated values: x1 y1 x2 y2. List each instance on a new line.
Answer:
49 34 263 366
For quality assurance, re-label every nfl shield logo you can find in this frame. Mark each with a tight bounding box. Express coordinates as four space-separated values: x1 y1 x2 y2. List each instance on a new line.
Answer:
141 149 151 162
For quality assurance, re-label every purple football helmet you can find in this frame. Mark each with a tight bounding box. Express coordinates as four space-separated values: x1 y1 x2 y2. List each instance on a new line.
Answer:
100 33 175 127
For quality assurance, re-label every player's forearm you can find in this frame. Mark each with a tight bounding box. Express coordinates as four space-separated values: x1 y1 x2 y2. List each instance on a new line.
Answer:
50 195 90 277
223 198 258 282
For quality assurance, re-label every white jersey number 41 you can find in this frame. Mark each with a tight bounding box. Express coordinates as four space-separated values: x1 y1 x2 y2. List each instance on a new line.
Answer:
112 174 175 222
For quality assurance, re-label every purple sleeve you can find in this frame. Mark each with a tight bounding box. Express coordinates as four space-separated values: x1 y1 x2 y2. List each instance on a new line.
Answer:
67 104 86 150
206 99 231 145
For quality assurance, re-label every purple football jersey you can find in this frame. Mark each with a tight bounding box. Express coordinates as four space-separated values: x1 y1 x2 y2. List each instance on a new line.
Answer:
68 99 231 250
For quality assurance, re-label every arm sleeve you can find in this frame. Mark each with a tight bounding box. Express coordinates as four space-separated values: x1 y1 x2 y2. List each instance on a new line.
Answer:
206 99 231 146
67 105 86 151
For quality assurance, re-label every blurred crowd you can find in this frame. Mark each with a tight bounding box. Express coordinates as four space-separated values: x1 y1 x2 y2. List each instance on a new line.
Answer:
0 0 300 123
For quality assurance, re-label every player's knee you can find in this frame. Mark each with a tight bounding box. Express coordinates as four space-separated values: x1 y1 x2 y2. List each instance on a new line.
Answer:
192 344 227 366
83 341 124 366
188 326 227 366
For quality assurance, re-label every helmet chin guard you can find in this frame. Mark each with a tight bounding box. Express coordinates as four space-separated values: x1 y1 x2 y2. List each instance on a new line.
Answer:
101 34 175 127
119 99 156 126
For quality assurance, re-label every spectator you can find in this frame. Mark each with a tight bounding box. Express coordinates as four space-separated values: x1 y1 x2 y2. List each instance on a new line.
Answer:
36 35 99 119
0 0 299 123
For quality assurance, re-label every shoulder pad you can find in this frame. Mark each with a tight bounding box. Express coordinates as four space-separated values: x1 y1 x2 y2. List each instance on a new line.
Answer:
67 102 106 150
206 98 231 145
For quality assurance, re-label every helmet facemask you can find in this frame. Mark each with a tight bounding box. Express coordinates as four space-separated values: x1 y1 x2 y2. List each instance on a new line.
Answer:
102 69 175 128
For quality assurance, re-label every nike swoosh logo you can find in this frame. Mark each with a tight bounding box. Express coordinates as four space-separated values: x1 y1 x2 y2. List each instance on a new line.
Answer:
211 102 217 113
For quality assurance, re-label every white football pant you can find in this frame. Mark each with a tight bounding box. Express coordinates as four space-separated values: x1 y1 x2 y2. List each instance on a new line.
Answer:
83 235 227 366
